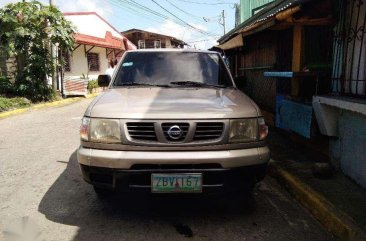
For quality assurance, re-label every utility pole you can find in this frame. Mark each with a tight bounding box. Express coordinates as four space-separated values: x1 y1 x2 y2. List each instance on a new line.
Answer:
49 0 57 91
222 10 226 35
203 10 226 35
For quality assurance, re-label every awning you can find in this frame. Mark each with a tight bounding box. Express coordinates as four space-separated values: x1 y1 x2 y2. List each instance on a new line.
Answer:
216 34 244 50
74 32 125 50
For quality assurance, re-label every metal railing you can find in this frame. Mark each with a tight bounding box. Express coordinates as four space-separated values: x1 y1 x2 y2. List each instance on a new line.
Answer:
332 0 366 97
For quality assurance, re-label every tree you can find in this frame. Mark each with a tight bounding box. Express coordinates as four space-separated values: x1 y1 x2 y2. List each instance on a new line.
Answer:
0 1 75 101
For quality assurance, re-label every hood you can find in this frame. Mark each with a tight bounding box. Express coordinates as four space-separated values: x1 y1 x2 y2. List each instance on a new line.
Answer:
86 88 260 119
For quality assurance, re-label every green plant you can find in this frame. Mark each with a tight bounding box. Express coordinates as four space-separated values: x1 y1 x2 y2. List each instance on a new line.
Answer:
80 73 87 79
87 79 99 92
0 76 14 95
0 1 75 102
0 96 31 112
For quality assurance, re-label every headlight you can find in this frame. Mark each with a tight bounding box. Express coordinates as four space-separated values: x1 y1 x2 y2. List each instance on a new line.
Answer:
229 118 258 143
90 118 121 143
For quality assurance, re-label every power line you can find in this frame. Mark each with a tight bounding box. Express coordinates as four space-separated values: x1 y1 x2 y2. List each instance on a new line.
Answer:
186 39 214 43
117 0 206 34
119 0 200 32
150 0 214 36
163 0 204 21
107 0 194 42
172 0 235 6
163 0 226 32
109 0 165 25
106 0 222 46
107 0 179 36
150 0 219 37
125 0 171 20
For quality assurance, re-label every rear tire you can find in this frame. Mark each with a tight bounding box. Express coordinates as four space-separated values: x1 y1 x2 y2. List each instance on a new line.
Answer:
93 186 114 198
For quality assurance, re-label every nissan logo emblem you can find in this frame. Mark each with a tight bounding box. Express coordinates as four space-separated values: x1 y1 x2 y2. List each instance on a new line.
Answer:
167 125 183 140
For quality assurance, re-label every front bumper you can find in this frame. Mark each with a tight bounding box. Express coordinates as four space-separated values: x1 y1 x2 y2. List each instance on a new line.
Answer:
77 146 270 192
79 163 268 192
77 146 270 169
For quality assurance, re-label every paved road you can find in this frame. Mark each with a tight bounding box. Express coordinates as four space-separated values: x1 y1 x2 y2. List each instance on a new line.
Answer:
0 99 336 241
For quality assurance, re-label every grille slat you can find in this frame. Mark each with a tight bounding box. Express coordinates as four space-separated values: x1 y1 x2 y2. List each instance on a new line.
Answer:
127 122 157 141
194 123 224 141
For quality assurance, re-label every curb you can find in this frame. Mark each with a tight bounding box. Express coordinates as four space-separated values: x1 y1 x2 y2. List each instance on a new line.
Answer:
0 93 99 119
268 161 366 241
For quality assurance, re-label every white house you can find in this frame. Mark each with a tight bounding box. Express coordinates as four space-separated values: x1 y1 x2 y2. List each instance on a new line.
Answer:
62 12 136 95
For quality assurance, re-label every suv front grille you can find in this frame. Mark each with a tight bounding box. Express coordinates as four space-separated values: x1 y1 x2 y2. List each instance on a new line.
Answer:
125 120 226 144
194 122 224 141
162 123 189 142
126 122 157 141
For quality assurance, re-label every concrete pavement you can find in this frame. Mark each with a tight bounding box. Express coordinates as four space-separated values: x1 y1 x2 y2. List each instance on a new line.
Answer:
0 99 336 241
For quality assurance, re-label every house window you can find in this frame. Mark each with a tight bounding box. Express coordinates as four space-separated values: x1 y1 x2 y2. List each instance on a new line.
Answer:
87 52 100 71
154 40 161 48
138 40 145 49
63 52 71 72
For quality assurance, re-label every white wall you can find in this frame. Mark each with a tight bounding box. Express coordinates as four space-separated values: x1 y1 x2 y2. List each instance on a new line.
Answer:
65 14 122 39
165 39 171 48
64 45 108 81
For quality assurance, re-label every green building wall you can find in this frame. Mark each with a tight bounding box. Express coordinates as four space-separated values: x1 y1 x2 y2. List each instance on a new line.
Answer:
240 0 275 23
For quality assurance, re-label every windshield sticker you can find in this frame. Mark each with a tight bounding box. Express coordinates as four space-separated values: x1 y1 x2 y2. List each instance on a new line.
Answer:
122 62 133 67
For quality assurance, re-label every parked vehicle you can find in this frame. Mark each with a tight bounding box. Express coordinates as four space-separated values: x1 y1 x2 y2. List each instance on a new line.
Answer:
77 49 270 197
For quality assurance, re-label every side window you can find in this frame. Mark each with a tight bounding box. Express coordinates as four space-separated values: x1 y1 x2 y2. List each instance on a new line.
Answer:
154 40 161 48
87 53 100 71
138 40 145 49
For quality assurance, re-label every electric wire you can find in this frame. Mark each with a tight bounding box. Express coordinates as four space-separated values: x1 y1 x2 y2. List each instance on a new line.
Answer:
150 0 219 37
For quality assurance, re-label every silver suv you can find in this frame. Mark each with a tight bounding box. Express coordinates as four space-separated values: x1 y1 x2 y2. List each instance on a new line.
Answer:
77 49 270 196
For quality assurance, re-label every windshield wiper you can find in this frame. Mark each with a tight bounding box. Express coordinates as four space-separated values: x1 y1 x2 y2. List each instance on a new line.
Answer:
121 82 171 87
169 81 227 88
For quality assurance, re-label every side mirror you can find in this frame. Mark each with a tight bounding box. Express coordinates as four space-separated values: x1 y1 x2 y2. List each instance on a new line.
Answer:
97 74 111 87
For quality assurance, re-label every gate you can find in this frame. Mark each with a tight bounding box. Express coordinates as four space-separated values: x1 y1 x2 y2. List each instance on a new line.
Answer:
63 77 88 96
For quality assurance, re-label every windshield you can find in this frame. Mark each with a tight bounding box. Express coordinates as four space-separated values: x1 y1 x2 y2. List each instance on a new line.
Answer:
112 51 233 87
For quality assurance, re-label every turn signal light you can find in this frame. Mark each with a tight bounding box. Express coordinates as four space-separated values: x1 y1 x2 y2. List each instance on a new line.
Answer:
258 117 268 140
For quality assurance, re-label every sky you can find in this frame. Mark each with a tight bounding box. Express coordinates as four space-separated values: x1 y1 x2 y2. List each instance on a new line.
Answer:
0 0 237 49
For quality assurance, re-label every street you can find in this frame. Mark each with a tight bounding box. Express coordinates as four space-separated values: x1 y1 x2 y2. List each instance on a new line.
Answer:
0 99 335 241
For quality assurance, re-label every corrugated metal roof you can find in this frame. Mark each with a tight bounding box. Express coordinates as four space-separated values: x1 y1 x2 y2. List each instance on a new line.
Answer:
218 0 313 44
240 0 275 23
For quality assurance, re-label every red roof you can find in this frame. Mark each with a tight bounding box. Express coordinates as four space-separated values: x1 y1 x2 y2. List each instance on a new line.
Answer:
75 32 125 50
64 12 136 50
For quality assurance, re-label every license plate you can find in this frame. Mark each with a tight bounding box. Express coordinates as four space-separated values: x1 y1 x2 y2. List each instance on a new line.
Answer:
151 173 202 193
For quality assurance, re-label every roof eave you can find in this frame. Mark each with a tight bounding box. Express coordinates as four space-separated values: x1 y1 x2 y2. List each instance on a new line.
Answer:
122 29 187 45
218 0 313 44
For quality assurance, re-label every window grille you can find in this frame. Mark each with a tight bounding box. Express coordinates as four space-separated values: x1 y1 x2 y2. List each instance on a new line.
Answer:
87 53 100 71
